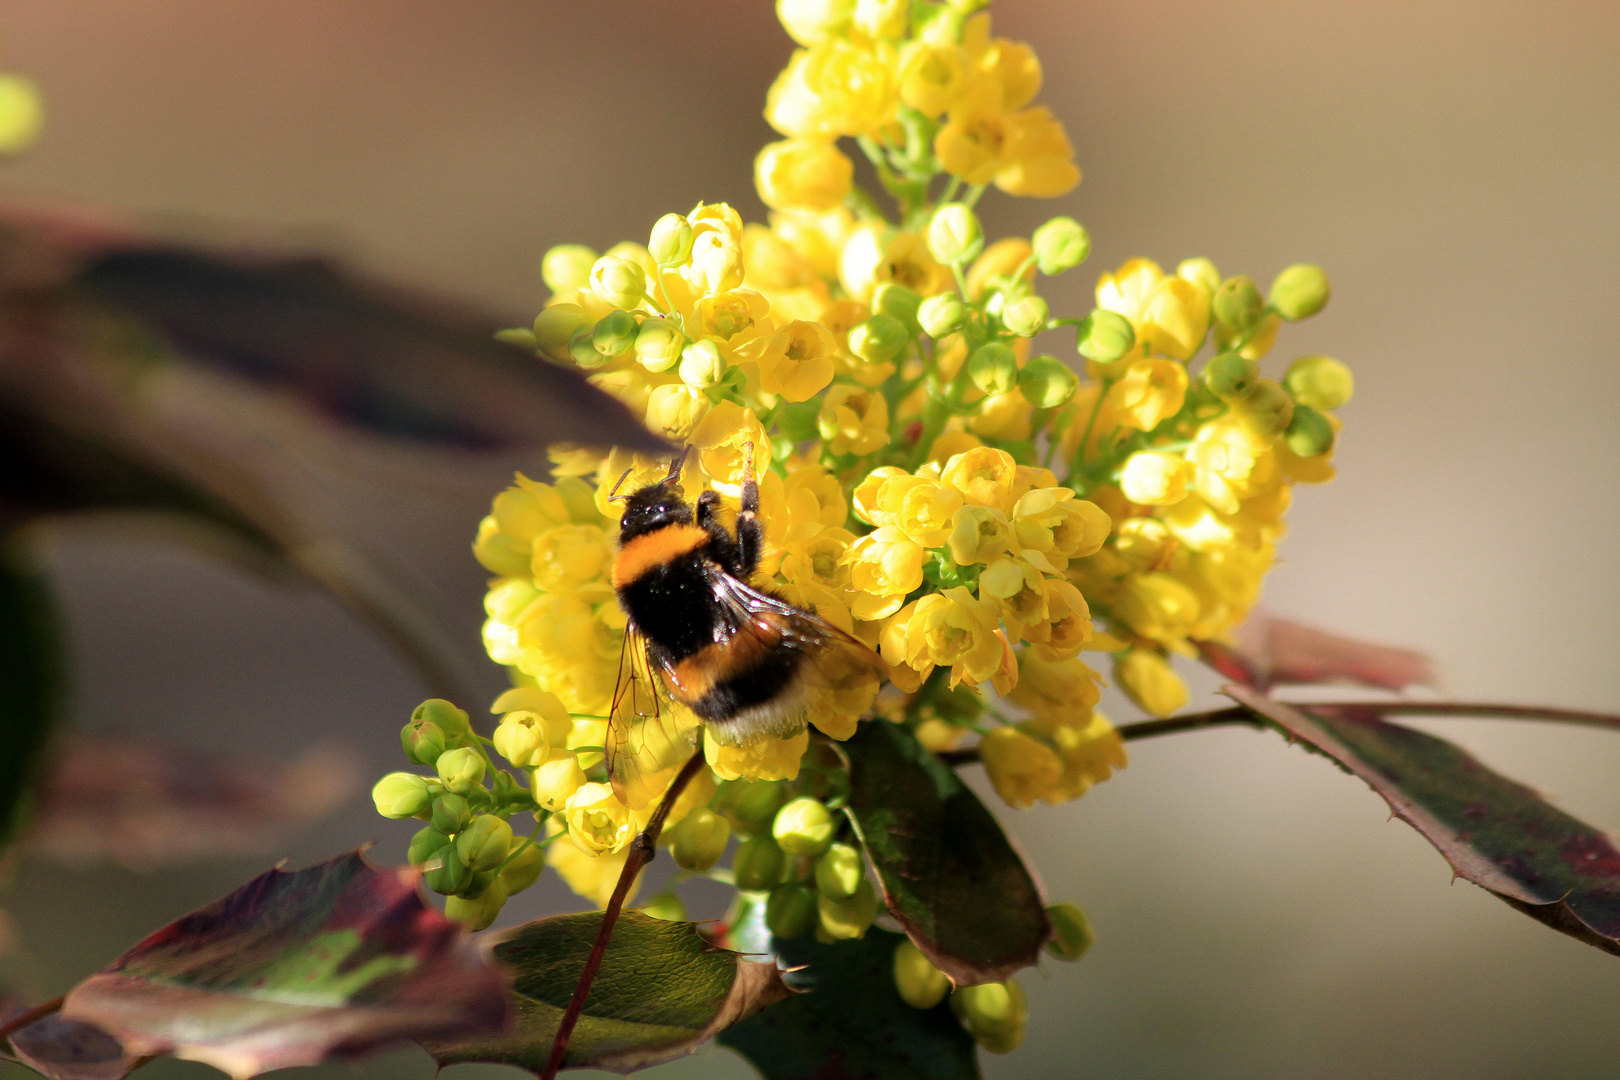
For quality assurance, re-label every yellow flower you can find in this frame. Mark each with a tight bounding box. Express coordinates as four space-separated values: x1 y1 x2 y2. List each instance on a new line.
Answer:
1108 358 1188 432
898 41 968 118
493 710 551 768
766 38 899 140
1187 416 1275 514
980 727 1062 809
775 0 854 48
893 477 964 548
941 445 1019 511
1112 571 1202 647
690 402 773 491
530 524 613 592
1006 654 1102 717
771 206 856 279
564 782 642 855
946 504 1012 566
1114 648 1189 719
978 556 1049 642
694 288 777 366
492 686 575 745
993 107 1079 197
839 225 953 304
645 383 712 441
819 384 891 455
1113 517 1179 572
1027 709 1127 800
890 586 1004 687
680 203 746 295
594 446 707 520
530 748 588 812
1030 578 1092 659
755 138 854 213
547 819 640 909
1139 276 1209 359
847 525 926 619
967 391 1033 441
1119 451 1193 507
964 238 1034 301
1009 486 1110 570
705 728 810 781
783 464 849 531
781 527 857 591
761 319 838 401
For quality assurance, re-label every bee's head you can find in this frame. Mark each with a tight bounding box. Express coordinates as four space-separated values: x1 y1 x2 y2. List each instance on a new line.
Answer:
616 479 693 540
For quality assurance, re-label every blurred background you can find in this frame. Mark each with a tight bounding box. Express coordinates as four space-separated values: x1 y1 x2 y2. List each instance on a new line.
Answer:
0 1 1617 1078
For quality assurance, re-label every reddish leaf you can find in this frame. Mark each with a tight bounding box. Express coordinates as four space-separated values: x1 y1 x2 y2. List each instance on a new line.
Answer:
60 850 506 1078
1228 611 1434 691
1 1003 137 1080
1227 685 1620 956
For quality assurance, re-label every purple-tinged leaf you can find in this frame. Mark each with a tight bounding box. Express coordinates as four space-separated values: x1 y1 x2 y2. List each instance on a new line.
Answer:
838 721 1050 985
422 911 788 1075
1227 611 1435 691
1227 684 1620 956
1 1003 137 1080
59 850 506 1079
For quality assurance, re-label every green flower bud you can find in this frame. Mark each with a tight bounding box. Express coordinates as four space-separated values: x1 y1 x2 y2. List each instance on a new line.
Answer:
436 747 485 796
848 313 909 364
493 327 538 352
372 772 433 820
872 282 921 333
648 213 695 267
893 939 950 1009
679 338 726 389
407 826 450 866
1284 355 1353 410
671 808 732 872
500 839 545 894
927 202 984 265
1017 354 1078 409
1284 403 1335 458
412 699 470 736
1212 275 1264 333
639 891 687 922
430 792 472 835
445 878 507 931
592 308 639 358
966 342 1016 396
772 797 835 857
730 780 788 832
589 255 647 310
818 877 878 940
1031 216 1090 276
1044 902 1094 962
400 719 445 766
541 244 596 293
423 843 472 896
1176 257 1221 296
1075 309 1135 364
917 292 968 338
952 980 1027 1054
1238 378 1295 437
455 814 514 873
814 842 864 900
1001 295 1049 338
1204 351 1259 401
634 318 686 373
733 835 787 891
766 883 818 941
533 304 592 364
1268 263 1330 321
569 324 609 369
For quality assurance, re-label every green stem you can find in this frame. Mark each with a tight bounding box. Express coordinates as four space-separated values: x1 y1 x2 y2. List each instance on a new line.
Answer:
938 174 962 207
963 183 989 208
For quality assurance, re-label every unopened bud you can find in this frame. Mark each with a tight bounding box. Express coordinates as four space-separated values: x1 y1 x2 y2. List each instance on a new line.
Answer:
1075 309 1135 364
431 792 472 835
679 338 726 389
533 304 592 363
893 939 950 1008
413 699 470 736
766 882 818 940
640 891 687 922
952 980 1027 1053
445 878 507 931
635 318 686 373
1204 351 1258 400
1031 216 1090 276
1175 257 1221 296
818 877 878 939
1017 354 1078 409
500 839 544 893
1237 378 1294 436
400 719 445 766
1268 263 1330 321
1284 403 1335 458
372 773 433 820
1045 902 1094 961
455 814 514 873
1001 295 1049 338
968 342 1018 396
436 747 485 796
541 244 596 293
773 797 835 857
569 325 608 369
1212 275 1264 333
408 826 450 866
648 213 695 267
730 781 787 832
1284 355 1353 411
927 202 984 265
589 255 647 310
917 292 968 338
814 842 864 900
592 309 639 358
848 313 909 364
671 808 732 872
872 282 921 333
423 843 471 896
492 712 549 769
733 835 787 891
1115 648 1189 719
530 749 587 812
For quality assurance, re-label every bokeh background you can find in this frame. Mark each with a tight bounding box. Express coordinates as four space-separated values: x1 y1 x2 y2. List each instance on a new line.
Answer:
1 1 1617 1078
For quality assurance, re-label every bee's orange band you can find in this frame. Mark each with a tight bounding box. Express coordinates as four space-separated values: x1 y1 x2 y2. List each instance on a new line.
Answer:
664 620 784 703
612 524 709 589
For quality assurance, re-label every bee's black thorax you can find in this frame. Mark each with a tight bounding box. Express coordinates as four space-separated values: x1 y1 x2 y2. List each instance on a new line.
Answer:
617 548 728 661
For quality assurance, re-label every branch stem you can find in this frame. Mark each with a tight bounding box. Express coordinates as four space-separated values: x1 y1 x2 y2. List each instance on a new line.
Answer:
539 751 706 1080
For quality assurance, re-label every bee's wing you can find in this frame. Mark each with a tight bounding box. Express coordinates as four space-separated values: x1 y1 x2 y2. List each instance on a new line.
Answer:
705 570 890 695
606 622 701 811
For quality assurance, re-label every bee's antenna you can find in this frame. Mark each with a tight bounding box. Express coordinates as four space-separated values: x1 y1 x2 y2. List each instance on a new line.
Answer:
664 445 692 485
606 466 635 502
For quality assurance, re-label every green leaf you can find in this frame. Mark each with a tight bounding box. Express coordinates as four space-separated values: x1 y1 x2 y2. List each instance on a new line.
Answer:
421 911 789 1075
719 926 979 1080
839 720 1050 984
58 850 506 1079
0 535 64 852
1227 685 1620 956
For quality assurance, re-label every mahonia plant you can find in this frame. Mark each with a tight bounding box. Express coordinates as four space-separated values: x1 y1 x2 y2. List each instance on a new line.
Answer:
376 0 1349 1064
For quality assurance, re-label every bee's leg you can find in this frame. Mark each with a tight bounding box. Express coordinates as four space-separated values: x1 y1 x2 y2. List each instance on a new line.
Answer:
734 445 763 579
696 489 740 567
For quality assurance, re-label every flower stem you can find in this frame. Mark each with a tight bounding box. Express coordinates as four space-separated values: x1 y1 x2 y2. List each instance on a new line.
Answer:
539 750 706 1080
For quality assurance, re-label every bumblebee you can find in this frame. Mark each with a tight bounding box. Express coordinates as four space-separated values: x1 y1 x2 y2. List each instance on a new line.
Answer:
607 447 885 764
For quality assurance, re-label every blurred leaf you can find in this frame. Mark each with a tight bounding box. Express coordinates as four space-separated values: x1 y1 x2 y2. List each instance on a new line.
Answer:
422 911 788 1075
719 926 979 1080
838 721 1049 985
1228 685 1620 957
29 735 359 871
1225 610 1435 691
1 1003 136 1080
60 850 506 1079
0 536 64 850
